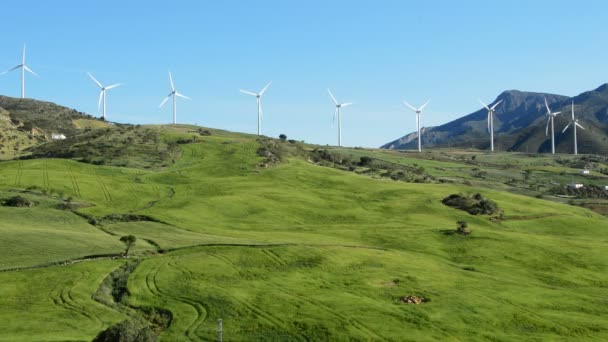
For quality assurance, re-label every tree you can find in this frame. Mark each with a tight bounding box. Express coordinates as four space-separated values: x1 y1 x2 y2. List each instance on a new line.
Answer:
279 134 287 141
120 235 137 257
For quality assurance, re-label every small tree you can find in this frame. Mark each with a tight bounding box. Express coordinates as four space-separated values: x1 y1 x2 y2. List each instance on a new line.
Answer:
456 221 471 235
279 134 287 141
120 235 137 257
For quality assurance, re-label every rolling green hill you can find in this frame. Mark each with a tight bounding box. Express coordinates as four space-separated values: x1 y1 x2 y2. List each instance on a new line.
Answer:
0 111 606 340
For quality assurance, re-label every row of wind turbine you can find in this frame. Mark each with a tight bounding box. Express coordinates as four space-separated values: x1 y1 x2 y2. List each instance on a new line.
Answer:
0 45 589 152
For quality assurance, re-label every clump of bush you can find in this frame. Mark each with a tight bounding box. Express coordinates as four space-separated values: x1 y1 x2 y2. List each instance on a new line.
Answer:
456 220 471 235
442 193 499 215
197 128 212 136
2 195 35 207
92 319 157 342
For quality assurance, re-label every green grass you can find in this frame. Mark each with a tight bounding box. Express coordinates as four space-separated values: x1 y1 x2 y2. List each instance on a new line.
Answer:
0 260 126 342
0 125 606 341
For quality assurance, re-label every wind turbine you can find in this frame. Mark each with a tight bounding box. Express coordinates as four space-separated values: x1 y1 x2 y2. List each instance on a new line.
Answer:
544 98 561 154
159 72 190 125
240 82 271 135
562 101 585 155
87 73 121 121
328 89 352 147
1 44 39 98
479 99 503 152
404 100 429 152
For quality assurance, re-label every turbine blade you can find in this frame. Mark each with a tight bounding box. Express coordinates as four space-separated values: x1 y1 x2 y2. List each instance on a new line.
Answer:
546 117 551 136
240 89 257 96
562 123 571 134
332 108 337 127
2 65 22 75
553 111 561 116
419 100 430 111
168 71 175 92
403 101 417 112
487 112 491 132
24 65 39 77
479 99 490 111
159 96 170 108
327 89 338 105
571 101 575 120
87 72 103 88
341 103 353 108
105 83 122 90
97 91 104 112
22 44 26 64
490 99 503 110
576 122 585 130
544 97 551 114
176 92 191 100
259 82 272 96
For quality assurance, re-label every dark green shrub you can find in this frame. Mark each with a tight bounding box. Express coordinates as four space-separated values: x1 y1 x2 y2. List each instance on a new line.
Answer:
92 319 157 342
3 196 34 207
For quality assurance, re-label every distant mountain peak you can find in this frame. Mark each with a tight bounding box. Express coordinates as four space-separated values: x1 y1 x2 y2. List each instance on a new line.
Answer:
381 84 608 153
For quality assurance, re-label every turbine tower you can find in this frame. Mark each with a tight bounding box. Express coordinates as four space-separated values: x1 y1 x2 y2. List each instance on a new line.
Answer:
404 100 429 152
87 73 122 121
562 101 585 155
327 89 352 147
544 98 561 154
159 72 190 125
240 82 271 136
1 44 39 98
479 99 503 152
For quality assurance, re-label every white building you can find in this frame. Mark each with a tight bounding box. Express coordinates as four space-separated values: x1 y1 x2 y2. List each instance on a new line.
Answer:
568 183 584 189
580 169 591 176
51 133 66 140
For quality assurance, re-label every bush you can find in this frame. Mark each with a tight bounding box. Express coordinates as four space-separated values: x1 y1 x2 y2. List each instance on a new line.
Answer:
3 195 34 207
92 319 157 342
456 221 471 235
442 193 499 215
279 134 287 141
358 156 373 167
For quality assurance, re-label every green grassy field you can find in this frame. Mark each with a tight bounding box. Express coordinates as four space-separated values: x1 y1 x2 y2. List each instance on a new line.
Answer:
0 125 606 341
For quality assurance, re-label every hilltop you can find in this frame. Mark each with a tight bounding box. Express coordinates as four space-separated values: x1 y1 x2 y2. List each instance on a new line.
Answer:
382 84 608 153
0 99 606 341
0 96 107 159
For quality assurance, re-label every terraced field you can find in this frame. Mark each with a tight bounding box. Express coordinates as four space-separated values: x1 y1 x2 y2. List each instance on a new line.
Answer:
0 125 606 341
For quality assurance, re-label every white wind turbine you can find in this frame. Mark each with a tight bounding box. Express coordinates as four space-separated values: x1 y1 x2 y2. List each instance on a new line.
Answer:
240 82 271 136
404 100 430 152
328 89 353 147
544 98 561 154
479 99 503 152
159 72 190 125
87 73 121 121
562 101 585 155
1 44 39 98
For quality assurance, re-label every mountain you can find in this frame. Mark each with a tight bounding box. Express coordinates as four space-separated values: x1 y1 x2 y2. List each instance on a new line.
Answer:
381 84 608 153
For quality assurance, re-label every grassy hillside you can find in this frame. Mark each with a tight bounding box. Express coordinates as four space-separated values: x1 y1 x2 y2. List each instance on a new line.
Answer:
0 124 606 341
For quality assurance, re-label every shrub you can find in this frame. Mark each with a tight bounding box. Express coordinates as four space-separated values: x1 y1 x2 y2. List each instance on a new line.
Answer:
279 134 287 141
358 156 373 167
3 195 34 207
92 319 157 342
456 221 471 235
442 193 499 215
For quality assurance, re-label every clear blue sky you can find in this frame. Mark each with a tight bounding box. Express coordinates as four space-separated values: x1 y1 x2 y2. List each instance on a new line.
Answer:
0 0 606 147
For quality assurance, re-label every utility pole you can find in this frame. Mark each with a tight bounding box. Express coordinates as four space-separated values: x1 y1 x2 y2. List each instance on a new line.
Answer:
218 319 223 342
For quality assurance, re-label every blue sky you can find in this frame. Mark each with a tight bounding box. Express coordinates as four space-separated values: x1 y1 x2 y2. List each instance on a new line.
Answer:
0 0 606 147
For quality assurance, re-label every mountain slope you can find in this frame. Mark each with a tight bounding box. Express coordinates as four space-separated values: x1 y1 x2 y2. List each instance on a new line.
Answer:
382 84 608 153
